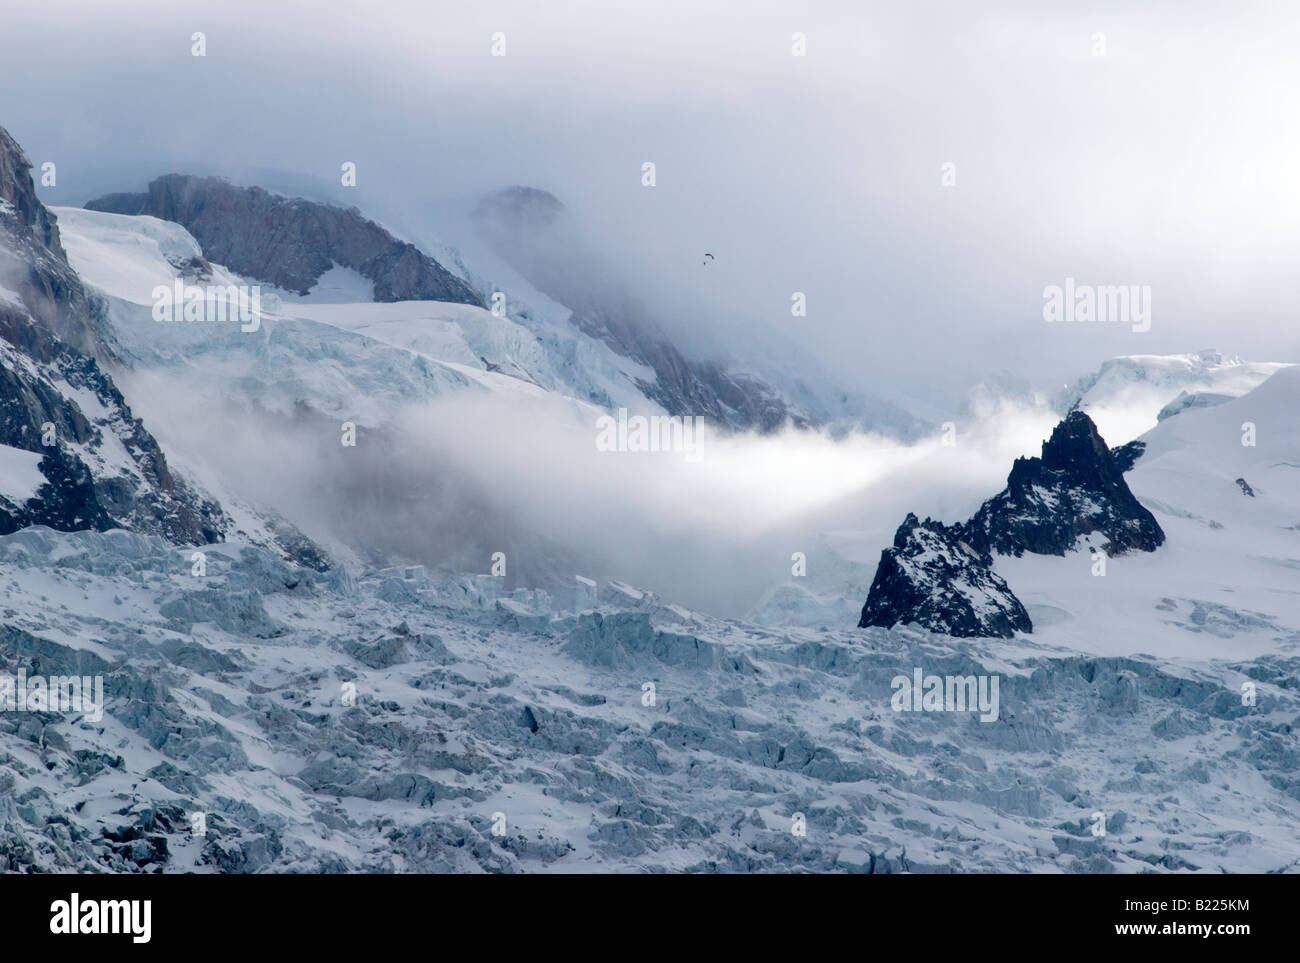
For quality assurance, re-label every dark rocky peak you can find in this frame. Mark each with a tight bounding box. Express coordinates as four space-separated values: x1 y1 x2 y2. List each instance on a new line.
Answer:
86 174 483 307
858 513 1033 639
962 410 1164 558
1041 409 1111 472
0 127 63 257
0 125 230 545
1110 439 1145 473
0 126 104 360
857 411 1165 639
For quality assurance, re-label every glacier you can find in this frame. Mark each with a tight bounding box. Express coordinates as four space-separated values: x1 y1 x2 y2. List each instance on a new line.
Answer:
1 144 1298 874
2 524 1298 872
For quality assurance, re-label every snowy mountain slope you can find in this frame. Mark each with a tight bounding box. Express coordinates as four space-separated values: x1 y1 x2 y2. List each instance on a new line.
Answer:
282 301 559 393
74 169 931 441
384 203 757 420
987 366 1300 661
1057 349 1291 445
52 206 623 582
0 444 43 503
1 524 1297 873
54 206 638 422
468 186 931 436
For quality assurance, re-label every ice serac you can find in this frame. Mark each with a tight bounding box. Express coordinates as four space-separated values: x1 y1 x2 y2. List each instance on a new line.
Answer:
1057 349 1291 443
4 525 1297 873
962 410 1165 558
0 125 226 543
86 174 484 307
858 513 1032 638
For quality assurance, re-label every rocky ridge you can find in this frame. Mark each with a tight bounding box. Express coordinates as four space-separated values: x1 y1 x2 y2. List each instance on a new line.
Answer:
0 126 227 544
860 411 1164 637
87 175 484 307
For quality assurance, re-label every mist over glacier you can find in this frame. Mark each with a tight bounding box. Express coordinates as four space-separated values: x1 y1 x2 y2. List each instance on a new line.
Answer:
3 0 1300 882
118 357 1062 617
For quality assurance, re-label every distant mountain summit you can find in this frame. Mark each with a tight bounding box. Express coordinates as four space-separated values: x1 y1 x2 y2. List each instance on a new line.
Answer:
859 410 1164 638
1057 349 1291 444
87 174 483 306
475 185 566 230
473 185 813 432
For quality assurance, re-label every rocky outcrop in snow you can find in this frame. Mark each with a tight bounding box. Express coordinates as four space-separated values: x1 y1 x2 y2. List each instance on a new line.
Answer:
858 513 1032 638
87 175 483 307
963 411 1164 558
858 411 1163 638
1109 439 1146 473
0 126 227 544
0 128 104 360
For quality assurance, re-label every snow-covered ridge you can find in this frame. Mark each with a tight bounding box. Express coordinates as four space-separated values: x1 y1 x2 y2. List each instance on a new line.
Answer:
50 205 655 579
52 205 642 421
1058 349 1292 444
84 174 483 307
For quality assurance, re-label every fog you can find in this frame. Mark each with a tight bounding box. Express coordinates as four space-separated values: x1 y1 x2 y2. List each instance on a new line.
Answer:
5 1 1299 613
3 0 1298 410
121 361 1059 616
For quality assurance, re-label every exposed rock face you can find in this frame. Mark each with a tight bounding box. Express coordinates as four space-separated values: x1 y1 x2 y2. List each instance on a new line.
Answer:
0 125 227 543
0 128 104 360
0 128 61 252
858 513 1032 638
1110 439 1146 473
86 174 483 307
474 186 805 432
858 411 1164 638
962 411 1164 558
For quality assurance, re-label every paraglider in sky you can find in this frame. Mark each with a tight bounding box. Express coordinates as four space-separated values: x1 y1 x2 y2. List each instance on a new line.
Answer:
703 252 714 266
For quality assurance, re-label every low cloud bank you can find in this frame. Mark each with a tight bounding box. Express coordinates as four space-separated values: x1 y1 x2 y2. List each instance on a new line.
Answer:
124 369 1061 617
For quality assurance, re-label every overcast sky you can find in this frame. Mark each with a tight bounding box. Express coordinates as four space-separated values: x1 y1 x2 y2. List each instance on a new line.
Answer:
4 0 1298 409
